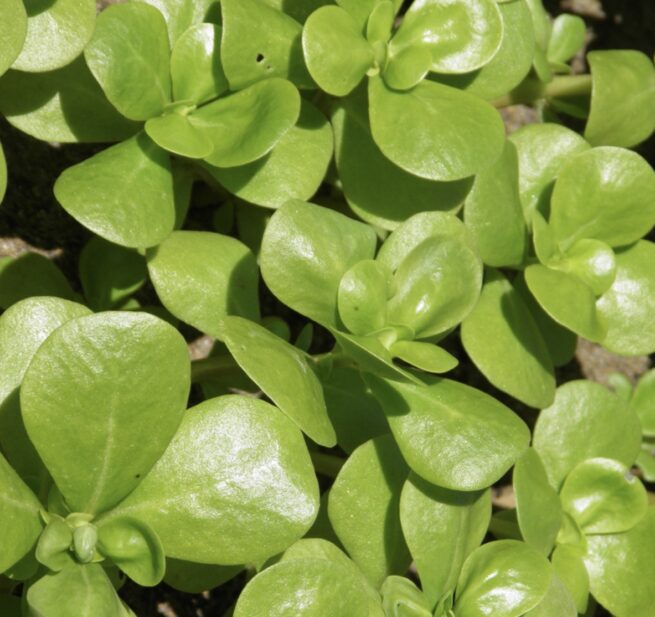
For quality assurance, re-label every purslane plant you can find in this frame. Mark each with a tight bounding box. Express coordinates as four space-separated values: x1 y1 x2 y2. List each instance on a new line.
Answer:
1 0 655 615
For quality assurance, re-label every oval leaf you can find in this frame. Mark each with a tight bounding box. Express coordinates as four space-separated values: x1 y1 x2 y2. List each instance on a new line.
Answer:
0 0 26 76
145 113 214 159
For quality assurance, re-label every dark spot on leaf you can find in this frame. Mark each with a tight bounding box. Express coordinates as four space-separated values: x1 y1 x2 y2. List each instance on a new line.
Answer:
135 474 141 479
256 54 265 63
266 65 272 71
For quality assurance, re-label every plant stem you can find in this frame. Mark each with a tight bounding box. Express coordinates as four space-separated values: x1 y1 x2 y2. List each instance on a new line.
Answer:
493 74 593 108
191 354 238 383
310 451 346 478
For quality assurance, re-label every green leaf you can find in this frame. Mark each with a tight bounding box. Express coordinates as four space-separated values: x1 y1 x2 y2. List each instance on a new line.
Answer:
13 0 95 73
108 396 319 564
0 253 75 309
145 113 214 159
400 475 490 606
261 200 377 327
320 367 389 454
97 517 165 587
547 14 585 64
170 23 228 105
597 240 655 355
390 0 503 74
21 312 190 514
0 452 42 572
368 76 505 182
54 133 175 249
332 92 473 230
585 50 655 148
164 559 242 593
551 544 589 614
234 559 371 617
510 123 590 222
336 0 402 31
302 6 373 96
207 100 333 208
455 540 551 617
221 0 312 89
523 573 577 617
190 78 300 168
630 370 655 436
559 458 647 535
79 238 147 312
146 231 260 336
140 0 220 44
383 44 432 91
0 0 26 76
328 435 410 587
381 576 432 617
365 375 530 491
513 449 561 555
433 0 536 101
524 264 605 342
0 141 5 203
584 508 655 617
0 59 140 144
549 147 655 249
219 316 336 446
261 0 332 23
36 519 74 572
533 380 642 489
366 1 394 45
390 340 458 374
549 238 616 296
463 141 526 268
637 444 655 482
27 563 123 617
462 270 555 408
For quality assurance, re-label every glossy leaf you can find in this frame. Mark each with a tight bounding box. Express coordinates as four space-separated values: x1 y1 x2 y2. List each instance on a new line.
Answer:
302 6 373 96
21 312 190 514
368 76 505 182
400 474 490 606
547 14 585 64
147 231 259 335
551 544 589 614
109 396 319 564
86 3 170 121
221 0 312 89
13 0 95 72
0 58 139 144
390 340 458 374
36 519 74 572
513 448 561 555
261 200 377 327
141 0 220 44
27 563 123 617
328 436 410 586
383 44 432 91
219 316 335 446
462 270 555 408
365 375 529 491
190 78 300 168
54 133 175 249
391 0 503 74
0 0 26 76
164 559 242 593
549 238 616 297
332 94 473 230
523 573 576 617
455 540 551 617
585 508 655 617
533 380 642 489
208 100 333 208
97 517 165 586
597 240 655 355
145 113 214 159
549 147 655 249
170 23 228 105
630 369 655 436
234 559 370 617
585 50 655 148
560 458 647 535
366 1 395 45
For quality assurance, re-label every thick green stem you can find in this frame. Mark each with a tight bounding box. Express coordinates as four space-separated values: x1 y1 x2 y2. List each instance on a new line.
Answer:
493 74 593 108
310 451 346 478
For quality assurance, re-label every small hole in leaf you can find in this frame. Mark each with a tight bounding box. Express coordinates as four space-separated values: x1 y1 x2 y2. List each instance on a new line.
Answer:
256 53 265 63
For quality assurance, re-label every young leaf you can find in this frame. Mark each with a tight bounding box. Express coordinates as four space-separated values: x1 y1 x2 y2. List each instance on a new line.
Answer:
97 517 165 587
219 316 336 446
550 238 616 297
551 545 589 614
189 78 300 168
336 0 402 31
399 475 491 606
36 519 74 572
559 458 648 535
383 44 432 91
585 50 655 148
140 0 220 44
597 240 655 355
208 100 333 208
328 435 411 587
513 449 562 555
85 2 171 121
630 370 655 436
145 113 214 159
302 6 374 96
455 540 551 617
522 573 577 617
13 0 95 73
584 508 655 617
532 381 642 489
462 270 555 408
164 559 242 593
21 312 190 515
221 0 312 89
147 231 260 336
381 576 432 617
260 200 377 327
547 14 585 64
390 340 458 374
0 0 26 76
54 133 175 249
368 76 505 182
107 396 319 564
365 375 530 491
